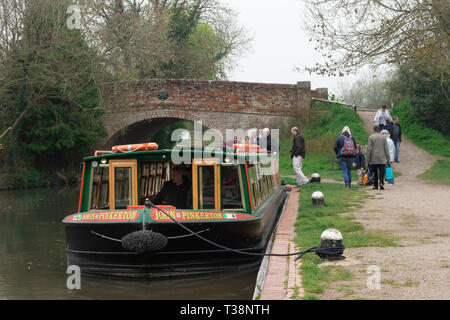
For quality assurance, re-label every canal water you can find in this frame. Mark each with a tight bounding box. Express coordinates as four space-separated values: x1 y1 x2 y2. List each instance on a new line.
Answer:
0 186 258 300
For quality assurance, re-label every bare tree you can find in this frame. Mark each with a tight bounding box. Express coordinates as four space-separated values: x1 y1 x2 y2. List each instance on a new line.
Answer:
336 72 395 109
300 0 449 82
77 0 174 80
77 0 251 80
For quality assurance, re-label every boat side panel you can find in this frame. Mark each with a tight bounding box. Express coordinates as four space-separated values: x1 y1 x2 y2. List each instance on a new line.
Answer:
80 162 92 213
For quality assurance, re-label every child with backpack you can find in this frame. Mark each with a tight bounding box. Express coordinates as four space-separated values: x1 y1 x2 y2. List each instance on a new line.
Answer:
333 126 358 189
353 144 366 185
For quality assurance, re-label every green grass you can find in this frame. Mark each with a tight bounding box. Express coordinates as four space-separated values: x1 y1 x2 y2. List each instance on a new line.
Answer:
418 159 450 186
391 100 450 158
391 100 450 185
308 102 369 143
293 182 399 300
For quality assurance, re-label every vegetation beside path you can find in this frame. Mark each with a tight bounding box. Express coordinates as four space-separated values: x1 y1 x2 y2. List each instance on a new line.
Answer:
282 181 400 300
391 101 450 186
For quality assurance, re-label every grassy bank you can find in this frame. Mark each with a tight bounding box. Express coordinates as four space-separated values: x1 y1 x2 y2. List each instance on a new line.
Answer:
418 159 450 186
292 182 400 300
391 100 450 185
391 100 450 158
279 101 368 182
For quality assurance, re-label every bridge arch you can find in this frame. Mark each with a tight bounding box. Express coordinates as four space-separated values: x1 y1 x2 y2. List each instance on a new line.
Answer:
104 111 218 147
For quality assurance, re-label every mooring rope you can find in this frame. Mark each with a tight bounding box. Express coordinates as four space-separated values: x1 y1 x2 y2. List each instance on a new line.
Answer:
90 201 345 261
147 201 333 260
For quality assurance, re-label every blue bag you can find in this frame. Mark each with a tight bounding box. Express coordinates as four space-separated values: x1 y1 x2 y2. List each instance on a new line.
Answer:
385 165 394 181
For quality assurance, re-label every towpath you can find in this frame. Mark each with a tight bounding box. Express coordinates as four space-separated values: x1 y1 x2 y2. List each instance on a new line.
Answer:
318 110 450 299
258 186 304 300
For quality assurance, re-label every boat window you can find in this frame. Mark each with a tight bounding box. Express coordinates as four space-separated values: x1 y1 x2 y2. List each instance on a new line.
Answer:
114 167 132 209
259 162 275 197
109 160 138 210
248 163 276 208
139 162 170 204
198 166 215 209
90 166 109 210
221 165 244 210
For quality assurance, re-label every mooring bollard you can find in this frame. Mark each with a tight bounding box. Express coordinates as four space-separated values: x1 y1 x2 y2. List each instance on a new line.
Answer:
312 191 324 206
317 228 345 261
311 173 321 183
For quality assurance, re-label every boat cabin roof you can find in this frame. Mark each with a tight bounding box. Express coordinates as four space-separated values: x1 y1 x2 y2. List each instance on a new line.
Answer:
83 148 264 162
76 144 280 215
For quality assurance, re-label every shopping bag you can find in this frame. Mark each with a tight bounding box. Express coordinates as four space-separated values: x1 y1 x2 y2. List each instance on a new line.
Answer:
386 166 394 181
362 168 369 186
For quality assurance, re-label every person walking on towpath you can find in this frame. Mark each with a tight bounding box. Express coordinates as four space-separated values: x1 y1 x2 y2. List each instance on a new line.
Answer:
388 116 402 163
334 126 358 189
353 144 366 185
373 104 393 131
290 127 309 188
366 125 390 190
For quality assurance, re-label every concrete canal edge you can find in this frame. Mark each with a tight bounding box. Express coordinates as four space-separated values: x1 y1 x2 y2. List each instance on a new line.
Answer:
252 186 304 300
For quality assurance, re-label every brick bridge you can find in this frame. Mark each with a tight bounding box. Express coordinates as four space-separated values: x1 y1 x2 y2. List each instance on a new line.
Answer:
100 79 328 147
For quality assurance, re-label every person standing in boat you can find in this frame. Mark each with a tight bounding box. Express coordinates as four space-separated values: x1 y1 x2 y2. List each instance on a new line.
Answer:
290 127 309 187
151 166 190 208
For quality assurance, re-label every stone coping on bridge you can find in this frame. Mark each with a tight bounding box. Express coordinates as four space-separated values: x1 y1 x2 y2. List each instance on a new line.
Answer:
101 78 318 90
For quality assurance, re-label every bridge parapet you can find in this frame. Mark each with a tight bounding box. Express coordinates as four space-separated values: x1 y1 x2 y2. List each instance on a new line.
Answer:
99 79 327 144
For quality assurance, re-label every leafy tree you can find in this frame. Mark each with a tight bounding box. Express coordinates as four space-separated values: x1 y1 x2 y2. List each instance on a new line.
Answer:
0 0 106 170
391 68 450 135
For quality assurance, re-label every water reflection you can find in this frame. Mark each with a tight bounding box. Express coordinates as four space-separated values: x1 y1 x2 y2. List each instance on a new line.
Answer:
0 186 257 300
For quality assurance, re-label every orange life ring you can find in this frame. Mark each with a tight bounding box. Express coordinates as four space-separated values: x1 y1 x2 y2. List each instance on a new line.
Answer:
112 143 158 153
233 143 262 152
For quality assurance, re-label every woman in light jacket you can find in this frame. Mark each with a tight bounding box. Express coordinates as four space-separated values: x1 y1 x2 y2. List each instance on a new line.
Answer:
381 129 396 185
374 105 393 131
380 130 395 162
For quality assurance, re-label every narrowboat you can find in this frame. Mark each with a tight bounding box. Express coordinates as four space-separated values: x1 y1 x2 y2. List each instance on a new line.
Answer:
63 143 288 279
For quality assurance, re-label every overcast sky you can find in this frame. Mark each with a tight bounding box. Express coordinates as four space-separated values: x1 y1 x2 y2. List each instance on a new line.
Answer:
225 0 359 96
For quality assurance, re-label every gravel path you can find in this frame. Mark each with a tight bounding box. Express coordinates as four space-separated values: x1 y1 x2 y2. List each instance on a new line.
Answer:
318 110 450 300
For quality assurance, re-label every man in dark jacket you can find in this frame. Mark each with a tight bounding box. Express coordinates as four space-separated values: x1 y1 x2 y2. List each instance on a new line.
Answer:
388 117 402 162
290 127 309 187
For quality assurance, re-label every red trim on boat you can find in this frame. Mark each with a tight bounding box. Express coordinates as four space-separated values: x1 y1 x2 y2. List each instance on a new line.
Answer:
77 162 86 213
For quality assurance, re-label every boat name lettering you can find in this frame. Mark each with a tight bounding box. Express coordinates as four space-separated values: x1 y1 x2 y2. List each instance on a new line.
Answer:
152 210 233 221
66 210 139 222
